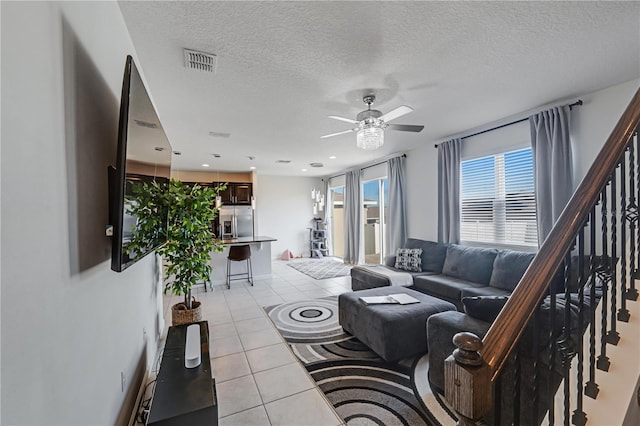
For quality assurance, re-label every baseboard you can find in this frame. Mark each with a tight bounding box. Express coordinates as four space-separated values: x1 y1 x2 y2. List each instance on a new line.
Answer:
128 337 165 426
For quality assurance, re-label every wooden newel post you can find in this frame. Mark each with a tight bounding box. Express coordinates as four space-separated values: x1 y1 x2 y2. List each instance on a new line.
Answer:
444 332 492 426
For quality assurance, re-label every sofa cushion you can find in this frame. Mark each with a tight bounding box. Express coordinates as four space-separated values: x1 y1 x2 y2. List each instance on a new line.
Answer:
462 296 509 323
460 285 511 299
383 254 396 267
394 248 423 272
404 238 448 273
350 265 435 291
490 250 535 291
413 274 486 309
442 245 498 285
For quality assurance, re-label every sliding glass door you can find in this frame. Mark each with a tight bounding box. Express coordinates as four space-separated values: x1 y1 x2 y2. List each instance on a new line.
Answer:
363 178 388 264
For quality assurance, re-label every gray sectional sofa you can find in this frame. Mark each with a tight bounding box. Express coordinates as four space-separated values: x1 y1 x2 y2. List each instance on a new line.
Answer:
350 238 536 310
345 238 595 423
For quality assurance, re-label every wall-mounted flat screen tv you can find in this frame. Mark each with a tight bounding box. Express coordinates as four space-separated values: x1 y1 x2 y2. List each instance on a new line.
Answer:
110 55 172 272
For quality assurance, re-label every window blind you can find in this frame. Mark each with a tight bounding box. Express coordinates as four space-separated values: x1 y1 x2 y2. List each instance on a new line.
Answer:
460 148 538 248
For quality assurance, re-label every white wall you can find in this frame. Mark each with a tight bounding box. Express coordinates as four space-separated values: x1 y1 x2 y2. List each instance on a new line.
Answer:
405 78 640 241
255 175 323 258
405 147 439 241
1 2 162 424
572 78 640 183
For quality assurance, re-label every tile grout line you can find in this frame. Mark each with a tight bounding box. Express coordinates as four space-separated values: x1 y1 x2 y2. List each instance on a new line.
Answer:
180 260 352 424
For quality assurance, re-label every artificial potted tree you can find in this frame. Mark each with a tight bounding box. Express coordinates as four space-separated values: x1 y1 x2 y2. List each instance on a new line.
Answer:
126 178 225 325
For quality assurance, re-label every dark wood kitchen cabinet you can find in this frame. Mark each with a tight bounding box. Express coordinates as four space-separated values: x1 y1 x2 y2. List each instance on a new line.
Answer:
213 182 252 205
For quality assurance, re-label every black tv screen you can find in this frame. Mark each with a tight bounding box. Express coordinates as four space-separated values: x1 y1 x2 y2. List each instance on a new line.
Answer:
110 55 172 272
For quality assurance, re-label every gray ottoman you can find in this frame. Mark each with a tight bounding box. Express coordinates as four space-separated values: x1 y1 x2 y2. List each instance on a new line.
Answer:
338 286 456 362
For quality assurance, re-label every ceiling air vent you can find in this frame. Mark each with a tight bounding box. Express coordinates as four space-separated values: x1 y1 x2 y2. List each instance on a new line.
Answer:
184 49 217 73
310 162 324 168
208 131 230 138
276 160 291 164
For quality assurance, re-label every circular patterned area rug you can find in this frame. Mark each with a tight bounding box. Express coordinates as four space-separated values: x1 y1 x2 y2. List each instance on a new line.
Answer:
265 297 456 426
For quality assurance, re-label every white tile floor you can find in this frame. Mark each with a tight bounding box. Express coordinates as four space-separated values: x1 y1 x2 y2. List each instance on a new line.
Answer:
161 260 352 426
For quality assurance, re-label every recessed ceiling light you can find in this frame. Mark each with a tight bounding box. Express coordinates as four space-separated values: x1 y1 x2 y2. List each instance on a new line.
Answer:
329 156 336 159
301 168 308 172
250 166 256 170
202 163 210 167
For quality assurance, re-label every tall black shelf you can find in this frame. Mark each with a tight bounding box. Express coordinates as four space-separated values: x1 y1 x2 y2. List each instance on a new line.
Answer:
309 218 328 258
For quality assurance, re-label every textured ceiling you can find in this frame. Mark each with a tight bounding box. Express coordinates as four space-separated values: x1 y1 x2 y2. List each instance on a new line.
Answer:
118 1 640 176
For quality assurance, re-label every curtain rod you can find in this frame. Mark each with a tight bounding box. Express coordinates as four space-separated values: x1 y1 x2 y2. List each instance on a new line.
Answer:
433 99 583 148
325 153 407 181
361 153 407 172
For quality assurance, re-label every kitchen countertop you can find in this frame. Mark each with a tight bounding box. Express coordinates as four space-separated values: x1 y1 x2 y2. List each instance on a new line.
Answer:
216 236 277 245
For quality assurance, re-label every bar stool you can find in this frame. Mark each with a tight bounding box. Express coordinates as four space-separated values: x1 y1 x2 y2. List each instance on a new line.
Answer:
226 244 253 289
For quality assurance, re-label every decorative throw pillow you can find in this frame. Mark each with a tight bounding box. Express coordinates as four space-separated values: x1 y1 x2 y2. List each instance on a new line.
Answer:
462 296 509 323
394 248 423 272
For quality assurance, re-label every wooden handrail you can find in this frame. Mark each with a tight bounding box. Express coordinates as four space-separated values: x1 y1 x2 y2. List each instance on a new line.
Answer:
482 87 640 379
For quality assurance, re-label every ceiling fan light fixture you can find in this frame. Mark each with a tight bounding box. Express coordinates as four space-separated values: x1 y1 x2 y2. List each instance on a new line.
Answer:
322 94 421 148
357 126 384 150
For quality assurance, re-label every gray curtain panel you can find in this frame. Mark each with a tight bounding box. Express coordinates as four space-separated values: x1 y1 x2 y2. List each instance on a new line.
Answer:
322 178 332 256
387 156 407 255
344 169 362 264
437 139 462 244
530 105 573 244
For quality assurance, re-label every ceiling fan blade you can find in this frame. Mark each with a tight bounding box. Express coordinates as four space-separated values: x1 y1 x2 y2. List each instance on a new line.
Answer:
387 124 424 133
328 115 358 124
379 105 413 123
320 128 356 139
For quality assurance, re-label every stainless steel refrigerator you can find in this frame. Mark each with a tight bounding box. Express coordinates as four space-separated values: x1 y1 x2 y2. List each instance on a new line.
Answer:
218 205 254 239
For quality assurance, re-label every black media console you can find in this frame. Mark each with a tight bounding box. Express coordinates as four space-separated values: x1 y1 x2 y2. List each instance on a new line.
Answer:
148 321 218 425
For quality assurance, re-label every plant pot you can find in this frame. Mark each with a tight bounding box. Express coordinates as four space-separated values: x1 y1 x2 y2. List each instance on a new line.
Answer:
171 300 202 326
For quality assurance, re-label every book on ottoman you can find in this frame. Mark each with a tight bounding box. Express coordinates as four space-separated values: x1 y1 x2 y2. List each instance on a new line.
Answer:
359 293 420 305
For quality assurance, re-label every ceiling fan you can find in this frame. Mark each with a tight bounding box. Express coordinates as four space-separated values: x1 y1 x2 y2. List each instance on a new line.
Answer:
320 95 424 150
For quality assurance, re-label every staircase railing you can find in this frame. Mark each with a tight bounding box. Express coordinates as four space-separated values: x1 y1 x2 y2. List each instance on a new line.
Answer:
445 87 640 425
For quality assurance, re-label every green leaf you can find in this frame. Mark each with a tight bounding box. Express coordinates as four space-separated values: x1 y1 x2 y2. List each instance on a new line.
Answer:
126 178 226 302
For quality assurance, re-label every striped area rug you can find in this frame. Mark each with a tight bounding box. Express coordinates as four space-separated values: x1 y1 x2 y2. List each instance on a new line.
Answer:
287 258 352 280
265 297 456 426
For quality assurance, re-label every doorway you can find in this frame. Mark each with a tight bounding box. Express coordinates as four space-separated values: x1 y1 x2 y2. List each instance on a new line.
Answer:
363 178 388 264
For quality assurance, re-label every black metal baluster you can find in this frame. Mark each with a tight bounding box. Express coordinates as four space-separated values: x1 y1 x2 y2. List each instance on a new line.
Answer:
585 206 600 399
532 307 541 423
513 348 521 426
630 132 640 300
597 186 611 371
607 171 620 345
560 254 573 426
548 264 558 426
573 228 587 425
619 150 630 322
637 130 640 279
